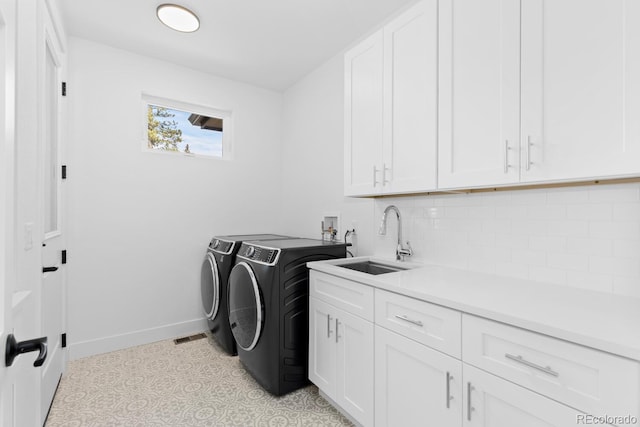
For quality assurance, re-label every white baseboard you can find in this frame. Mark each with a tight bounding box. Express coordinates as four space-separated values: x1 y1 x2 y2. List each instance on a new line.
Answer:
68 318 209 360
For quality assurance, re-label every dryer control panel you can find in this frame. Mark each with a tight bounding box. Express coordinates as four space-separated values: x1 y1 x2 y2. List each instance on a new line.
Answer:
238 243 280 265
209 238 235 255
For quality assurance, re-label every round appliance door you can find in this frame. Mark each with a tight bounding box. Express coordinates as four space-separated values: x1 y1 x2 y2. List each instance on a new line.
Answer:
200 252 220 320
228 262 263 351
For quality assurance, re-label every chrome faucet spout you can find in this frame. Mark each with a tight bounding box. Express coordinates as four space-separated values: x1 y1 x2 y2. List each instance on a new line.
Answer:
379 205 413 261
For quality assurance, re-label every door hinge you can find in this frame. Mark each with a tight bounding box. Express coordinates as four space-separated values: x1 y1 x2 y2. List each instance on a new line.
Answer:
61 165 67 179
61 333 67 348
61 82 67 96
62 250 67 265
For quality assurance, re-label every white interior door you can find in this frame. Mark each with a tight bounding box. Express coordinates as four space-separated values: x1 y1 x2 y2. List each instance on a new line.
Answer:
39 12 66 424
1 0 40 425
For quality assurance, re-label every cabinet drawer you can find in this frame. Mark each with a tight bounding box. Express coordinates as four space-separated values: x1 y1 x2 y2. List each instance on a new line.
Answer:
375 289 461 358
309 271 374 321
462 314 640 419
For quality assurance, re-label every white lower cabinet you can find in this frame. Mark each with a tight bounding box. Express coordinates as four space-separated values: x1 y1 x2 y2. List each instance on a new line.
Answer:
375 326 462 427
309 296 374 426
463 364 608 427
308 271 636 427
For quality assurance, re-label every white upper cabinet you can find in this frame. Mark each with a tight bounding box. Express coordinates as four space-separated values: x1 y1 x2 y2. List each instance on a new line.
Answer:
344 31 384 196
440 0 640 190
345 1 438 196
383 0 438 193
438 0 521 189
520 0 640 182
348 0 640 194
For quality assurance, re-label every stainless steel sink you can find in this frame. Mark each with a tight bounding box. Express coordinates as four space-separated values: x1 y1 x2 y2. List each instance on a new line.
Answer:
338 260 409 275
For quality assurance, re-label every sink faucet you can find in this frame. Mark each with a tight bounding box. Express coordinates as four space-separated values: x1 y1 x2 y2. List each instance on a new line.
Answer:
378 205 413 261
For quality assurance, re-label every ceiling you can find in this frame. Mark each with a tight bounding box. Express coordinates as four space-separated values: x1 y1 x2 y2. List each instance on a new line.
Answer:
56 0 416 92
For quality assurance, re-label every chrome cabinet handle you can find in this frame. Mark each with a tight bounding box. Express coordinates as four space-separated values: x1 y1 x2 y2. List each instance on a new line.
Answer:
327 314 333 338
467 382 474 421
382 163 391 185
526 136 533 171
446 372 453 409
335 319 340 343
373 165 380 187
505 353 559 377
503 140 511 173
394 314 423 327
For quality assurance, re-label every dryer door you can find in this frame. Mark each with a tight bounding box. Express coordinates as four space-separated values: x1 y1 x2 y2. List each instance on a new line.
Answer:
228 262 263 351
201 252 220 320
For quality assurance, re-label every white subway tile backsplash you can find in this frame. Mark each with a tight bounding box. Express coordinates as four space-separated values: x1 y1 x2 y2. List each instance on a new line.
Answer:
547 220 589 237
468 205 496 219
512 219 548 235
566 204 613 221
529 236 567 252
613 276 640 298
495 233 529 249
589 221 640 240
468 230 496 246
547 252 589 272
547 188 589 204
613 239 640 259
529 266 567 286
589 256 640 278
495 261 529 280
495 204 528 219
566 237 613 256
526 204 567 220
512 249 546 266
374 183 640 298
613 203 640 221
588 185 639 203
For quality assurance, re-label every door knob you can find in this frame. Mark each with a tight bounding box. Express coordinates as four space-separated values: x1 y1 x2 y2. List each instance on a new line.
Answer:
5 334 48 367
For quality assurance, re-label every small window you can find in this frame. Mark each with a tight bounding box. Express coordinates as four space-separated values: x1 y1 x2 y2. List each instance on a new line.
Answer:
142 95 231 159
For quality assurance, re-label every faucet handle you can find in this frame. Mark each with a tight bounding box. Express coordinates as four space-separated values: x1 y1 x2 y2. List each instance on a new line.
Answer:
397 241 413 261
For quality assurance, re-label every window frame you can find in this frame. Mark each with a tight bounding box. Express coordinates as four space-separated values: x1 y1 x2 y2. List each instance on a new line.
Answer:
141 93 233 160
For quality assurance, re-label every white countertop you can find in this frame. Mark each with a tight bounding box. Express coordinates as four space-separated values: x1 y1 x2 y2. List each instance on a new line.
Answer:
307 256 640 362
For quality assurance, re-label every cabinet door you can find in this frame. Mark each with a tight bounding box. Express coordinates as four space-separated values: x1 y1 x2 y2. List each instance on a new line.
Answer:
463 364 592 427
335 308 374 427
308 297 336 399
438 0 521 189
375 326 462 427
382 0 438 193
344 31 384 196
521 0 640 182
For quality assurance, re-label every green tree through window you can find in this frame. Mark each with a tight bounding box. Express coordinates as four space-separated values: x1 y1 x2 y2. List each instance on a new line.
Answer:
147 105 183 151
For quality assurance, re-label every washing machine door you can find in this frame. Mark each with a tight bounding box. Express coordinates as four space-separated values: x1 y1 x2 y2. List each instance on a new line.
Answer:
228 262 263 351
201 252 220 320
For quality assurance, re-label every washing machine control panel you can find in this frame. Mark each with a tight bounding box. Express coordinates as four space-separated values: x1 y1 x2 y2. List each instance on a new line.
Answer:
238 244 280 265
209 239 234 254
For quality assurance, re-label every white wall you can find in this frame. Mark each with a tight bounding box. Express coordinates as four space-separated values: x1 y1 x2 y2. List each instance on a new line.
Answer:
66 38 284 359
280 53 374 254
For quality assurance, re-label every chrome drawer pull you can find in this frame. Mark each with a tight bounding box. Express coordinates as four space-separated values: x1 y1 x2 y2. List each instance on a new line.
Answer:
446 372 453 409
505 353 559 377
394 314 423 327
467 382 474 421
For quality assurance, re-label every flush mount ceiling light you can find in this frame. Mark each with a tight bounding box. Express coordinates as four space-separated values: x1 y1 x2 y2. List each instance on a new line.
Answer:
156 4 200 33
